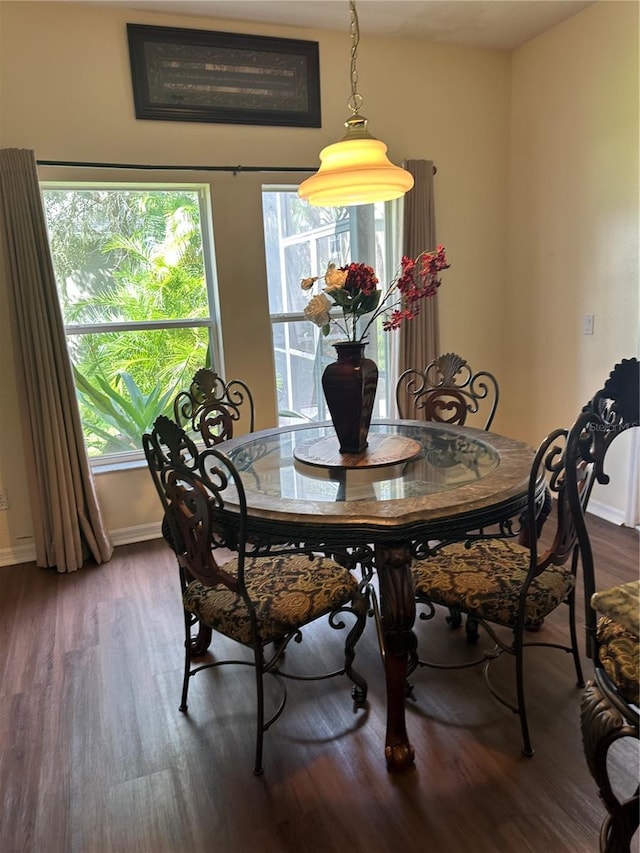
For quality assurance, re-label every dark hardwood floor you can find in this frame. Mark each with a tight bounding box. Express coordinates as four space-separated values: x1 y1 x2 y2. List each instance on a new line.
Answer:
1 514 638 853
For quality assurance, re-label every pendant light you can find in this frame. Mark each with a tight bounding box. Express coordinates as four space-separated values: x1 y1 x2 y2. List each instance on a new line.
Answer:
298 0 414 207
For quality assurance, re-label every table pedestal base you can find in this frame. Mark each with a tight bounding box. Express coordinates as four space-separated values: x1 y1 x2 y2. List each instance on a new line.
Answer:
375 541 416 771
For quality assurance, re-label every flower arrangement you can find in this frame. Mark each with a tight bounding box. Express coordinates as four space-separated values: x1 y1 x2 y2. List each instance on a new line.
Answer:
301 246 450 343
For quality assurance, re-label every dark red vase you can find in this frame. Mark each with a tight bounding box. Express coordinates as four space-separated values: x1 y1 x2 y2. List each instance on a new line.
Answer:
322 341 379 454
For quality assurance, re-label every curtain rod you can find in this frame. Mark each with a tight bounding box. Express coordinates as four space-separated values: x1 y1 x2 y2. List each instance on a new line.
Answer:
36 159 437 175
36 160 316 174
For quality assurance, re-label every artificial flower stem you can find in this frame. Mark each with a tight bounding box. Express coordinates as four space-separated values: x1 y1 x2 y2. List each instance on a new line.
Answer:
334 320 350 338
358 281 398 339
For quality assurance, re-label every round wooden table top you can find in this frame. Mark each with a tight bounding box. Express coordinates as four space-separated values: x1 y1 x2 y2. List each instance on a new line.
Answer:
222 420 538 544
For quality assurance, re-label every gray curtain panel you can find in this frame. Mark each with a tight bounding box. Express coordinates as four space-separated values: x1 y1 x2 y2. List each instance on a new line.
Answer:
0 148 113 572
397 160 439 413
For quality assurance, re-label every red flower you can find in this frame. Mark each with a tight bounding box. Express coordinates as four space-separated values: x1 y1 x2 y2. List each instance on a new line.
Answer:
390 245 449 326
302 246 449 341
340 262 379 296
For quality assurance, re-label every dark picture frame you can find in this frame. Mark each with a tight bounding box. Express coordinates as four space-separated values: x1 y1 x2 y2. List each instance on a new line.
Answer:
127 23 321 128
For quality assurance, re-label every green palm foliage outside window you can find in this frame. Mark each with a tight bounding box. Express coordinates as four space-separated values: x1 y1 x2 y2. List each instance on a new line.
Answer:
42 186 218 457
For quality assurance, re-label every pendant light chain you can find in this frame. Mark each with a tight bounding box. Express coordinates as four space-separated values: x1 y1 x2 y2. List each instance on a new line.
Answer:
297 0 414 206
348 1 363 115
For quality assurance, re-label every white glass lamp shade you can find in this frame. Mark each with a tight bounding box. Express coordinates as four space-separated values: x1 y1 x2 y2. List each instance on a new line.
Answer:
298 120 414 207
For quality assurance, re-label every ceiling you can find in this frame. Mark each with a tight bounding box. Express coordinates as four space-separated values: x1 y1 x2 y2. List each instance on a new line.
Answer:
93 0 595 51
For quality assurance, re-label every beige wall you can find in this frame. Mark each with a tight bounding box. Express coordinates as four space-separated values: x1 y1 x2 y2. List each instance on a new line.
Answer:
507 0 639 518
0 0 636 561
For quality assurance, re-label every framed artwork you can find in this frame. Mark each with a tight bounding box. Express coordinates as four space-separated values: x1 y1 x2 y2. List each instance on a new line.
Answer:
127 23 321 128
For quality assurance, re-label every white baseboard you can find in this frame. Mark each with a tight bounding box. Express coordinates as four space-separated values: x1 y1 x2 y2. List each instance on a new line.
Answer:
586 500 627 527
0 522 162 568
0 541 37 567
109 522 162 547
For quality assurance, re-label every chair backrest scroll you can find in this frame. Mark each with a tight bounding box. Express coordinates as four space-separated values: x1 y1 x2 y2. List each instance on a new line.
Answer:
565 357 640 657
173 367 255 445
396 352 499 430
143 414 248 591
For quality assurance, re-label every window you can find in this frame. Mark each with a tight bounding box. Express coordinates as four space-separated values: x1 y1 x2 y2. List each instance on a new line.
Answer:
262 188 395 424
42 184 220 463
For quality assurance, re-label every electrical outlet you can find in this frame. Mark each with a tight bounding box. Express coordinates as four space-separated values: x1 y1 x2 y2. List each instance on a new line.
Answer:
0 488 8 511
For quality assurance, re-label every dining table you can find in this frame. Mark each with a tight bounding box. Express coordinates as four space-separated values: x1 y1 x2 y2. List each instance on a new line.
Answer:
220 418 541 771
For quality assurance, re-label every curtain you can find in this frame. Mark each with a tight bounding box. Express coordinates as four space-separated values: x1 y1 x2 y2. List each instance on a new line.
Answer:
396 159 439 415
0 148 113 572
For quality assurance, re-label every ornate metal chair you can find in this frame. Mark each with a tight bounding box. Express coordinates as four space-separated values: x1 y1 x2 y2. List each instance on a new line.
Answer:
143 415 368 775
406 422 599 757
581 583 639 853
568 358 639 853
161 368 255 556
396 353 500 634
396 352 499 430
173 367 255 445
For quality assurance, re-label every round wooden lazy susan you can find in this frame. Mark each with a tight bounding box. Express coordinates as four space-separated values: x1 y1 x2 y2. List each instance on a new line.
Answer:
293 433 422 470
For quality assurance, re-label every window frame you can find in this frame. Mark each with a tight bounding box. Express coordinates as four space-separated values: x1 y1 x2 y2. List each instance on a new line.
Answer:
262 186 396 423
41 180 223 468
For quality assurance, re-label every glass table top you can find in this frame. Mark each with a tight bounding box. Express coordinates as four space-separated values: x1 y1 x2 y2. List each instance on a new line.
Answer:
226 421 500 505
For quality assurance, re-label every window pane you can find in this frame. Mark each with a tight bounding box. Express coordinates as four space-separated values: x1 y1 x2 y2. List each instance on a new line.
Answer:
273 321 331 421
43 188 209 325
263 188 393 426
280 194 350 237
283 243 312 314
66 327 210 456
316 231 351 271
42 184 218 461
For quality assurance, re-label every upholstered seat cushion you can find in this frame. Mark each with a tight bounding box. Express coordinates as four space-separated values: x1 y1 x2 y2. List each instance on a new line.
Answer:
412 538 575 629
596 615 640 706
591 581 640 636
183 554 358 645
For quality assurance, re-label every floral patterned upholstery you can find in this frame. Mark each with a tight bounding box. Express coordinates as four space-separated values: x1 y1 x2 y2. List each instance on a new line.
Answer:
183 554 359 646
591 581 640 636
596 616 640 706
412 538 575 629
